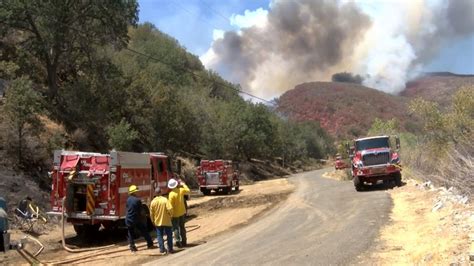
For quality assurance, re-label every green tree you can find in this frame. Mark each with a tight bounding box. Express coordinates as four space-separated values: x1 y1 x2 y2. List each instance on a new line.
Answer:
3 76 43 163
107 118 138 151
0 0 138 99
368 118 399 136
408 98 448 146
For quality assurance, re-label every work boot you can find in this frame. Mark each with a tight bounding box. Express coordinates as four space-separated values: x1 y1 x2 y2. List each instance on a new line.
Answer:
130 246 138 253
159 249 168 255
147 245 157 250
176 241 182 248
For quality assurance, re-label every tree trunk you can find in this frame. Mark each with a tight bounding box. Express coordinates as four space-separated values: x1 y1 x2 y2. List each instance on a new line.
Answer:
47 63 59 100
18 125 23 165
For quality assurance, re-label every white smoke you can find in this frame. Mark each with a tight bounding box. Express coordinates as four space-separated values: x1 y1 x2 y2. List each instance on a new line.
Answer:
201 0 474 97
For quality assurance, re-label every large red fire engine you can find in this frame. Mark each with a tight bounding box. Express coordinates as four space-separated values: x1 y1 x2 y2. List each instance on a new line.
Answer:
47 150 176 235
196 160 239 195
348 136 402 191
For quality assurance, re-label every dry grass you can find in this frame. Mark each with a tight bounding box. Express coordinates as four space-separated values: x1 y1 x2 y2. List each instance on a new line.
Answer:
368 180 472 264
404 143 474 195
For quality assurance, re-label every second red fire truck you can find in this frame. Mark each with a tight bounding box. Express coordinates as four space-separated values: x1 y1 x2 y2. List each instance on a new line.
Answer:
196 160 239 195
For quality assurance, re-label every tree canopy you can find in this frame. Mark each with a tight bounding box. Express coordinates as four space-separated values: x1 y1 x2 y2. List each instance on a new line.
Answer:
0 5 334 168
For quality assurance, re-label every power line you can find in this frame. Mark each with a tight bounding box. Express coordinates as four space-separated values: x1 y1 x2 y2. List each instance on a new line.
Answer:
123 47 272 103
37 15 273 104
36 15 313 120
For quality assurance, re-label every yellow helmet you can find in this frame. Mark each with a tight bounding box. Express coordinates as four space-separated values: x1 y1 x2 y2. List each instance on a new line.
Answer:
128 185 139 194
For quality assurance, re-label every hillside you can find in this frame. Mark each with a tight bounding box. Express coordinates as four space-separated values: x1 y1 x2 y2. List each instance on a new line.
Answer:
276 82 409 138
402 73 474 108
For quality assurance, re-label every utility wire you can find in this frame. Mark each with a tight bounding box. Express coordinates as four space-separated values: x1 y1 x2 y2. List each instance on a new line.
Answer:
37 15 310 119
37 15 273 104
123 47 272 103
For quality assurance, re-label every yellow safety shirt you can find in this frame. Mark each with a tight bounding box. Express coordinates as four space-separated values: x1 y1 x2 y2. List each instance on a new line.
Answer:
168 184 190 218
150 195 173 227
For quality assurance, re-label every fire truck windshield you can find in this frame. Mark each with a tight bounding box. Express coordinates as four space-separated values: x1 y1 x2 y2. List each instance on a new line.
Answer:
356 138 389 151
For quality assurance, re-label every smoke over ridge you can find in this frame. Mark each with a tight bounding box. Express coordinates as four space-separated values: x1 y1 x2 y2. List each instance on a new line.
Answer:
201 0 474 98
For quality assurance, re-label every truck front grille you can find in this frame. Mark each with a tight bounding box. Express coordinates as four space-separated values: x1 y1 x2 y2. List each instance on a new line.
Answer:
363 152 390 166
205 172 220 185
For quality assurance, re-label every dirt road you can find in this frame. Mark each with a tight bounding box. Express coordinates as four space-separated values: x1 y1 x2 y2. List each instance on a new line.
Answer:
146 168 392 265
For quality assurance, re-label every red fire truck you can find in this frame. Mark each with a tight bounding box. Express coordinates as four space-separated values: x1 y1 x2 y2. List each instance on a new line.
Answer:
47 150 176 235
348 136 402 191
196 160 239 195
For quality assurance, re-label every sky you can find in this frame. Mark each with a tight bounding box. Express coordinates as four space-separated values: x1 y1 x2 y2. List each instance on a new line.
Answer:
139 0 271 55
138 0 474 98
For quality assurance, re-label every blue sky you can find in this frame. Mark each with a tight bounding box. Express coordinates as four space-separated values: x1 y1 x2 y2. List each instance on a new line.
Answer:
138 0 271 55
138 0 474 78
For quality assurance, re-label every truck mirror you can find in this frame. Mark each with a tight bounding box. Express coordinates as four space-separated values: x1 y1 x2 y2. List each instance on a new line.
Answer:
395 136 401 150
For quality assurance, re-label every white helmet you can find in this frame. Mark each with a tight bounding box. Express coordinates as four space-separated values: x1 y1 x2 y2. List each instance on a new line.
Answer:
168 179 178 189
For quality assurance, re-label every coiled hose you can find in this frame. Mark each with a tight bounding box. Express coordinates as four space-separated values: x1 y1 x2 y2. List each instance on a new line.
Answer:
61 197 115 253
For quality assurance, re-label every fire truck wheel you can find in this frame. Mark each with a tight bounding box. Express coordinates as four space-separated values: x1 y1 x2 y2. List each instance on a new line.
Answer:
102 221 119 231
73 224 85 235
74 224 100 237
235 186 239 191
354 176 364 192
393 172 402 187
201 189 211 196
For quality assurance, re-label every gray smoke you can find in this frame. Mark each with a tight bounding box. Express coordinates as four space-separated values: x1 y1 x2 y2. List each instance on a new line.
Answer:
203 0 474 97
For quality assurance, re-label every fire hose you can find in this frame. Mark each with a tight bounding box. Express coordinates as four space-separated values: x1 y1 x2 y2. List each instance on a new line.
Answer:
61 197 115 253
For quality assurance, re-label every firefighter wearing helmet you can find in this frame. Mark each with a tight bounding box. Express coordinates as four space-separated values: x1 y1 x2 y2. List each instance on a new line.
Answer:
168 178 190 247
126 185 154 252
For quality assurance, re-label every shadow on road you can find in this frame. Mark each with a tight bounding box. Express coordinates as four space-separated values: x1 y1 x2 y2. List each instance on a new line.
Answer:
62 228 130 248
359 181 407 192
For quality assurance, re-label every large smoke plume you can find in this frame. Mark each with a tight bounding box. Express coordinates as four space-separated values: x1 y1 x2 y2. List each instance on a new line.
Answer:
202 0 474 98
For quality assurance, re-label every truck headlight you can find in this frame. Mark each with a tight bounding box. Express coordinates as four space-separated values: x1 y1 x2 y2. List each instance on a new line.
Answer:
356 161 363 168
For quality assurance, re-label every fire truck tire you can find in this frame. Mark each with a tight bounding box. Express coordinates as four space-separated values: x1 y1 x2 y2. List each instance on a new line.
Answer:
354 176 364 192
74 224 100 236
393 172 402 187
73 225 85 235
201 189 211 196
235 186 239 191
223 187 230 195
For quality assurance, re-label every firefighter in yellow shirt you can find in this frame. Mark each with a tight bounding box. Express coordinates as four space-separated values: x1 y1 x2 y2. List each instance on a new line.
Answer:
167 178 190 247
150 186 174 254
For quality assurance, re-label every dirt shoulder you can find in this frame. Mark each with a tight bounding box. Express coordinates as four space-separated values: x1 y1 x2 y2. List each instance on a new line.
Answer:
322 170 473 264
367 179 472 265
2 178 294 265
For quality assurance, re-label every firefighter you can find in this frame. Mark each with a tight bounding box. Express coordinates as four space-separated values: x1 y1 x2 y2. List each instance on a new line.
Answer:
167 178 190 247
126 185 154 252
150 187 174 255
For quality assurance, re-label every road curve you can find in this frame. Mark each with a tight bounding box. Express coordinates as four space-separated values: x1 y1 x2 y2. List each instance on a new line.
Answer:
147 168 392 265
